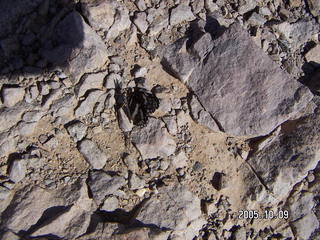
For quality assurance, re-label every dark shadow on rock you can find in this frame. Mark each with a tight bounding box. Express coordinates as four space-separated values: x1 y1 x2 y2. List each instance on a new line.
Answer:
0 0 84 80
299 62 320 95
19 205 72 238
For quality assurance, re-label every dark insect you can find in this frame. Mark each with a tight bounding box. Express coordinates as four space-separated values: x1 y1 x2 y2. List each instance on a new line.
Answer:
126 87 160 126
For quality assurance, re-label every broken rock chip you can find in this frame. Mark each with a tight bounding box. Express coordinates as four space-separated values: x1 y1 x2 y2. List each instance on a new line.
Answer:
87 170 126 205
78 139 108 169
161 22 313 137
247 111 320 204
131 118 176 159
137 184 205 240
1 86 25 107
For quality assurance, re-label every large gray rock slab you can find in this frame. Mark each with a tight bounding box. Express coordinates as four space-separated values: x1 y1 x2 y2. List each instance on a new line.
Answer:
247 110 320 203
137 184 205 240
161 22 313 137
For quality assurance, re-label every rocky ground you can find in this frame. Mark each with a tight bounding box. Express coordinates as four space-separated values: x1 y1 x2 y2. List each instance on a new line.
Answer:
0 0 319 239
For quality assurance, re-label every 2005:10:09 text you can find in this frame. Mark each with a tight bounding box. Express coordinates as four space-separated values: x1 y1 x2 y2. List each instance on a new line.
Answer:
238 210 289 219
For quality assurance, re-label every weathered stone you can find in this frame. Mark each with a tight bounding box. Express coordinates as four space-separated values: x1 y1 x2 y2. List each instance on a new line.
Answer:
101 196 119 212
135 0 147 11
78 139 108 169
0 105 28 132
87 170 126 204
162 23 313 136
170 5 196 26
188 94 219 132
104 73 122 89
275 20 319 51
8 158 27 183
291 212 319 239
117 108 133 132
75 72 105 97
137 184 204 240
1 86 25 107
31 182 93 239
75 90 105 118
238 0 257 15
307 0 320 17
289 192 315 220
305 44 320 64
82 0 116 32
248 12 267 26
0 180 83 233
41 11 109 83
66 121 88 142
22 110 44 123
131 118 176 159
133 12 149 34
247 111 320 203
161 37 197 82
83 0 131 40
172 151 188 169
0 186 10 201
129 173 145 190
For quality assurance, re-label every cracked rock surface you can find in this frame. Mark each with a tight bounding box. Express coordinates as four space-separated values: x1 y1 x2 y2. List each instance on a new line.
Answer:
0 0 320 239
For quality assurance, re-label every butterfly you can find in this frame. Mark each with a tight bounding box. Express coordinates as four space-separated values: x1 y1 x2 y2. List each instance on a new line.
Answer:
126 87 160 126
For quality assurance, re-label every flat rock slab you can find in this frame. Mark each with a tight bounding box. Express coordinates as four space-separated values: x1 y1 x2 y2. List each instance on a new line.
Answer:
131 118 176 159
161 22 313 137
137 184 205 240
78 139 109 169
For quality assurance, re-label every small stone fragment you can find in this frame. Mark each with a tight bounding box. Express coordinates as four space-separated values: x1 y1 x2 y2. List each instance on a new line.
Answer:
305 44 320 64
170 5 196 26
133 12 149 34
129 173 145 190
101 196 119 212
291 212 319 239
88 170 126 204
8 159 27 183
1 86 25 107
66 121 88 142
78 139 108 169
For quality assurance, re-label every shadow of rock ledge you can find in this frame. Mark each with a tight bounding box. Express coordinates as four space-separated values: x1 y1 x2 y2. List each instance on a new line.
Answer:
0 0 109 85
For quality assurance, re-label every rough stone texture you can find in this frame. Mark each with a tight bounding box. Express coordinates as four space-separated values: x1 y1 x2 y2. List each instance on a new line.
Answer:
275 20 319 51
30 183 93 239
291 212 319 240
42 11 109 83
305 44 320 64
8 159 27 183
289 192 315 220
82 0 131 40
66 121 88 142
1 86 25 107
162 23 313 136
137 184 204 240
133 12 149 34
170 5 196 26
87 170 126 204
188 94 220 132
0 180 83 233
75 72 105 97
78 139 108 169
131 118 176 159
101 196 119 212
247 111 320 203
307 0 320 17
75 90 105 118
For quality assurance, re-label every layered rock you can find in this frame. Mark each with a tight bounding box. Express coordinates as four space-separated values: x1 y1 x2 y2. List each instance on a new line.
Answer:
161 22 313 137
